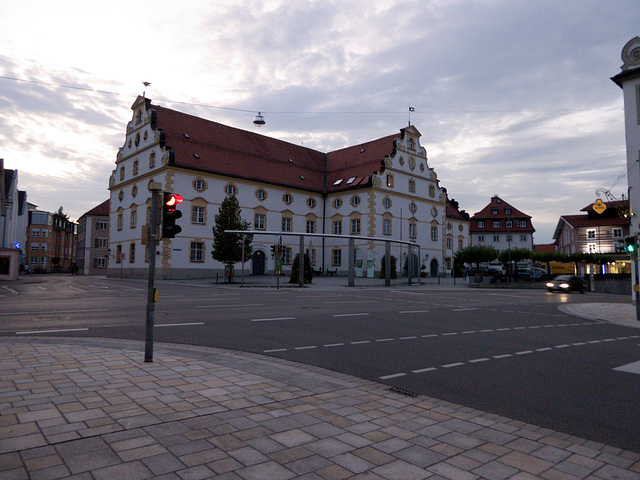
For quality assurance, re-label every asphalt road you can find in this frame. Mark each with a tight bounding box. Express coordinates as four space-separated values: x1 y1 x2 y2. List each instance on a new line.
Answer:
2 274 640 452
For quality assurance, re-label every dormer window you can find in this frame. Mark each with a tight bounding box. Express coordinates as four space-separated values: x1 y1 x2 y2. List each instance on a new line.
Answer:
408 138 415 150
492 208 498 215
505 207 512 215
478 221 485 228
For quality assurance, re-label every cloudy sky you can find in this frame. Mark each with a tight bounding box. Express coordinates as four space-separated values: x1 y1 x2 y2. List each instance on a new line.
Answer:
1 0 637 243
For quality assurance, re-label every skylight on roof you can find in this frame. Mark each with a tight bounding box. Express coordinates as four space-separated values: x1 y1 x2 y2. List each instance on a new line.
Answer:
300 175 305 180
288 158 294 163
360 148 366 153
184 133 190 138
346 177 357 184
333 179 344 186
194 153 200 158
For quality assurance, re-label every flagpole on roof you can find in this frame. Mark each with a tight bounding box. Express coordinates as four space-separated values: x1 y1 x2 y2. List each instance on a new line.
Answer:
408 104 415 126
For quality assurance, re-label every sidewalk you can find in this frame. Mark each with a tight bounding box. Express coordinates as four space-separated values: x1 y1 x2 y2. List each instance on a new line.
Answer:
2 309 640 479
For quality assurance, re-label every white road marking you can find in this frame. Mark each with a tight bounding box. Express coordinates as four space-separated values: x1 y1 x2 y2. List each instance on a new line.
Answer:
376 338 394 342
17 328 89 335
0 308 109 316
412 367 438 373
264 348 287 353
2 286 18 295
251 317 295 322
199 304 263 309
614 361 640 375
469 358 490 363
452 308 479 312
333 313 369 317
155 322 204 327
399 310 430 314
442 362 465 368
493 354 513 359
324 343 345 347
294 346 317 350
380 373 407 380
351 340 370 345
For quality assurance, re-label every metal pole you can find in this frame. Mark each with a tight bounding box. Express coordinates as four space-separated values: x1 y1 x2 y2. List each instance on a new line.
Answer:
241 233 245 287
145 183 161 363
407 244 412 286
299 234 305 287
348 237 355 287
385 241 391 287
634 241 640 321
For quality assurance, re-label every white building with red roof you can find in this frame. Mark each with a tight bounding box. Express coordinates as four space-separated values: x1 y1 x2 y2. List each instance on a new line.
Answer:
108 96 464 279
469 195 535 252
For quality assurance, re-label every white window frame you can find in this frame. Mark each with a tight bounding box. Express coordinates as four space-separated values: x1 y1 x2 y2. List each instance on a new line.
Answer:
190 242 205 263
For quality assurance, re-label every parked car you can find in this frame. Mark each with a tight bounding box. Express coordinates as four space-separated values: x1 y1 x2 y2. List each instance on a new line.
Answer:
546 275 585 293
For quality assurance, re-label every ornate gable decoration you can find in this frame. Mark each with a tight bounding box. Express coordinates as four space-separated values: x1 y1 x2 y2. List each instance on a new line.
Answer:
621 36 640 71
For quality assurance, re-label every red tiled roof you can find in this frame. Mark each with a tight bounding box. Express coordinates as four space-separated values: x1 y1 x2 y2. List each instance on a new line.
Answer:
152 102 396 194
470 196 534 233
82 199 110 217
559 214 629 229
580 199 629 212
534 243 556 253
446 199 469 221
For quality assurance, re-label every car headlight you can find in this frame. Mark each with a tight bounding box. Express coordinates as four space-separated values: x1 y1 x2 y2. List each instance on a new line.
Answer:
560 283 570 289
546 282 554 288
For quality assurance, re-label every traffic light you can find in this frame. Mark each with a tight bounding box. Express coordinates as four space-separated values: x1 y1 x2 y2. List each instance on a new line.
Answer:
624 236 637 255
270 245 276 257
162 192 183 238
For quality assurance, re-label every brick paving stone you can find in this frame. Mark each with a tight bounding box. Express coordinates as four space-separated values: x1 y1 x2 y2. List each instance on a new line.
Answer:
179 447 227 467
175 464 214 480
29 464 71 480
207 457 244 475
271 429 317 447
428 461 480 480
498 451 554 475
269 446 315 464
472 460 519 480
141 452 186 476
332 452 375 474
237 460 296 480
593 464 640 479
227 446 270 466
373 459 431 480
394 445 447 468
532 445 572 463
286 454 334 475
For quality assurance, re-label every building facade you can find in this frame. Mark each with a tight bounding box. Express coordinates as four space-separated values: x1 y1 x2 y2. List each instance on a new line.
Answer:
75 200 110 275
108 96 467 279
553 200 631 274
443 198 470 275
612 37 640 297
26 210 77 271
0 160 28 279
469 195 535 251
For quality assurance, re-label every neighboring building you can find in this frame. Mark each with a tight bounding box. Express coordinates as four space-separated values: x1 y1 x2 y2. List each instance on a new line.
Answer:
612 37 640 297
469 195 535 251
108 96 466 279
75 200 110 275
26 209 77 271
0 160 28 279
534 244 556 254
443 197 470 275
552 199 630 274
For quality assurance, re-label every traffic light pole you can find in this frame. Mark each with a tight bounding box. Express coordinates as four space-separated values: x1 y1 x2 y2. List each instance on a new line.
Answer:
145 183 162 362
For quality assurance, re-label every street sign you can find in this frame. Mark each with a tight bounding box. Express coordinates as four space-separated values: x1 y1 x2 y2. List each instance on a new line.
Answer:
593 199 607 214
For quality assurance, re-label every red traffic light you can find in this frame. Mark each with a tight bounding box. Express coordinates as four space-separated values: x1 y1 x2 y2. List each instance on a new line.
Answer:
165 194 183 208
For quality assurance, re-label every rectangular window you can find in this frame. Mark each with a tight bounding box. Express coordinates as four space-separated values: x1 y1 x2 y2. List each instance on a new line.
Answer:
96 238 108 248
93 258 107 268
506 234 512 242
40 243 47 252
350 218 361 235
192 206 205 224
478 235 484 242
492 208 498 215
587 243 597 253
383 219 391 235
129 243 135 263
96 222 109 230
31 229 40 237
133 160 139 175
446 237 452 249
506 220 512 228
332 249 342 266
478 221 484 228
409 223 417 239
587 229 596 239
254 213 265 230
283 247 292 265
30 244 39 252
386 175 394 187
40 257 46 266
458 238 464 249
281 217 292 232
130 210 137 229
445 257 452 270
519 220 527 228
117 214 123 231
190 242 204 262
332 220 342 235
408 180 416 193
116 245 122 264
493 235 500 242
613 227 623 238
493 221 501 228
306 220 316 233
520 235 527 242
430 226 437 241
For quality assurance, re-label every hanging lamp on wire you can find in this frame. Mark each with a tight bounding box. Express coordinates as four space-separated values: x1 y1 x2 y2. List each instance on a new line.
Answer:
253 112 266 126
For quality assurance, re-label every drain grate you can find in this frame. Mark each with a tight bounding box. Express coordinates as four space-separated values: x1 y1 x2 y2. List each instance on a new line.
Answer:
388 386 420 398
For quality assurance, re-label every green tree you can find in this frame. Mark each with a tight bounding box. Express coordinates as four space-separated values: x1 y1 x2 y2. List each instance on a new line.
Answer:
498 247 532 277
211 196 253 283
289 253 313 284
379 255 398 279
454 245 499 272
53 206 69 220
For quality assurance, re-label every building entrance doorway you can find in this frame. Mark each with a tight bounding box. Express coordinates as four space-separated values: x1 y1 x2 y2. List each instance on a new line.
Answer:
252 250 265 275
